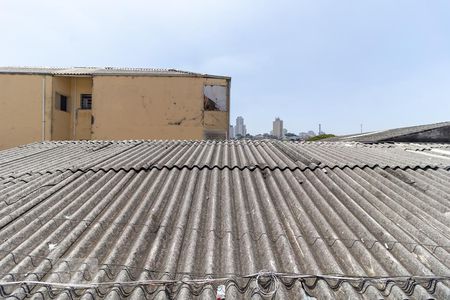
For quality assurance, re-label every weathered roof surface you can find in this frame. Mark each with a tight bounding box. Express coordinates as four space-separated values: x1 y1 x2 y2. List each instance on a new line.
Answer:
327 122 450 143
1 140 450 178
0 66 230 79
0 140 449 299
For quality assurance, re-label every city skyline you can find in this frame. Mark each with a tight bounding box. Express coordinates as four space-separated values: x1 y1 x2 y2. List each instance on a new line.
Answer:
230 115 321 137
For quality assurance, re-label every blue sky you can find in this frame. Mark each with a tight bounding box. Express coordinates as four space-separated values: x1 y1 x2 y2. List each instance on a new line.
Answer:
1 0 449 135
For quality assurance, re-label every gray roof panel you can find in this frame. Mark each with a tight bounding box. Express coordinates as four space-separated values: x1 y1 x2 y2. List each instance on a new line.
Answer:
328 121 450 143
0 140 449 299
1 140 450 178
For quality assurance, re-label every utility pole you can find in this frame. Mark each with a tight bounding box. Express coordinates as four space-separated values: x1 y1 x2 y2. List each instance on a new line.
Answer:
319 123 321 135
360 123 363 134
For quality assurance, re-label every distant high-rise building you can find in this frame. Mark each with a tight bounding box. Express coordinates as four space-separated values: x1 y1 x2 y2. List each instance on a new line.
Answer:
229 125 235 139
273 117 284 139
235 116 247 137
318 124 325 135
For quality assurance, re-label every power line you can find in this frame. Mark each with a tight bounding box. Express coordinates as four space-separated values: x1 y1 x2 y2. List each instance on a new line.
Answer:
0 272 448 298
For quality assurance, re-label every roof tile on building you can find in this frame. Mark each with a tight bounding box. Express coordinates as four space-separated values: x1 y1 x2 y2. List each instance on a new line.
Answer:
0 140 449 299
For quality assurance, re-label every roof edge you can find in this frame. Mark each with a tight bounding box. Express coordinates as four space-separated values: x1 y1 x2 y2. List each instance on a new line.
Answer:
0 66 231 80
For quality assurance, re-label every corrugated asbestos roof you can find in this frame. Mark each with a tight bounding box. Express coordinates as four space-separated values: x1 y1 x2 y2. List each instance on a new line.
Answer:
1 141 450 179
0 140 449 299
327 122 450 143
0 66 230 79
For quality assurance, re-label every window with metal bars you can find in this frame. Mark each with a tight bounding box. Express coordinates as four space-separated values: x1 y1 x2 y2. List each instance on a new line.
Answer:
80 94 92 110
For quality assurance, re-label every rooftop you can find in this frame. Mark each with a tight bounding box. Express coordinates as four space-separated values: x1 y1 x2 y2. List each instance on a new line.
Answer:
327 121 450 143
0 140 449 299
0 66 231 79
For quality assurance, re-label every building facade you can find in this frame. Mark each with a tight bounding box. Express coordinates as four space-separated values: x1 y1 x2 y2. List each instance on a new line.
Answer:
273 117 284 139
0 67 231 149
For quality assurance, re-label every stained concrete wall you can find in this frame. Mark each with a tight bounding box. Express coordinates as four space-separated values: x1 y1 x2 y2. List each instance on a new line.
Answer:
71 78 93 140
0 74 52 150
0 73 229 150
51 77 93 140
91 76 229 140
52 77 72 140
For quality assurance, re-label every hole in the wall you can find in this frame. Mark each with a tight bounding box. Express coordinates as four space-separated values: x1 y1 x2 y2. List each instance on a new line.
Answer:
203 85 227 111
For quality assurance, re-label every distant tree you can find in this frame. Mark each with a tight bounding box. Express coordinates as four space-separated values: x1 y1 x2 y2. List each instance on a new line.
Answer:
306 134 336 141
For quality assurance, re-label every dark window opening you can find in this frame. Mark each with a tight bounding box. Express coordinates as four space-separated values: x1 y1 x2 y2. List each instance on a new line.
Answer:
60 96 67 111
81 94 92 110
55 93 69 112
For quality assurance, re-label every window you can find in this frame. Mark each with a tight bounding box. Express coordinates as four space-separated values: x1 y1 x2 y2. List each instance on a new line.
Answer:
80 94 92 110
55 93 69 112
204 85 227 111
60 96 67 111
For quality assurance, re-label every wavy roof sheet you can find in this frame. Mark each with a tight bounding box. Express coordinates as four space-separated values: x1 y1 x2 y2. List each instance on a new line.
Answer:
1 140 450 178
328 122 450 143
0 140 449 299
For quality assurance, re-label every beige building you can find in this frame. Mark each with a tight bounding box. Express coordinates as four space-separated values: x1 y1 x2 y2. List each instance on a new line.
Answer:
0 67 231 149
